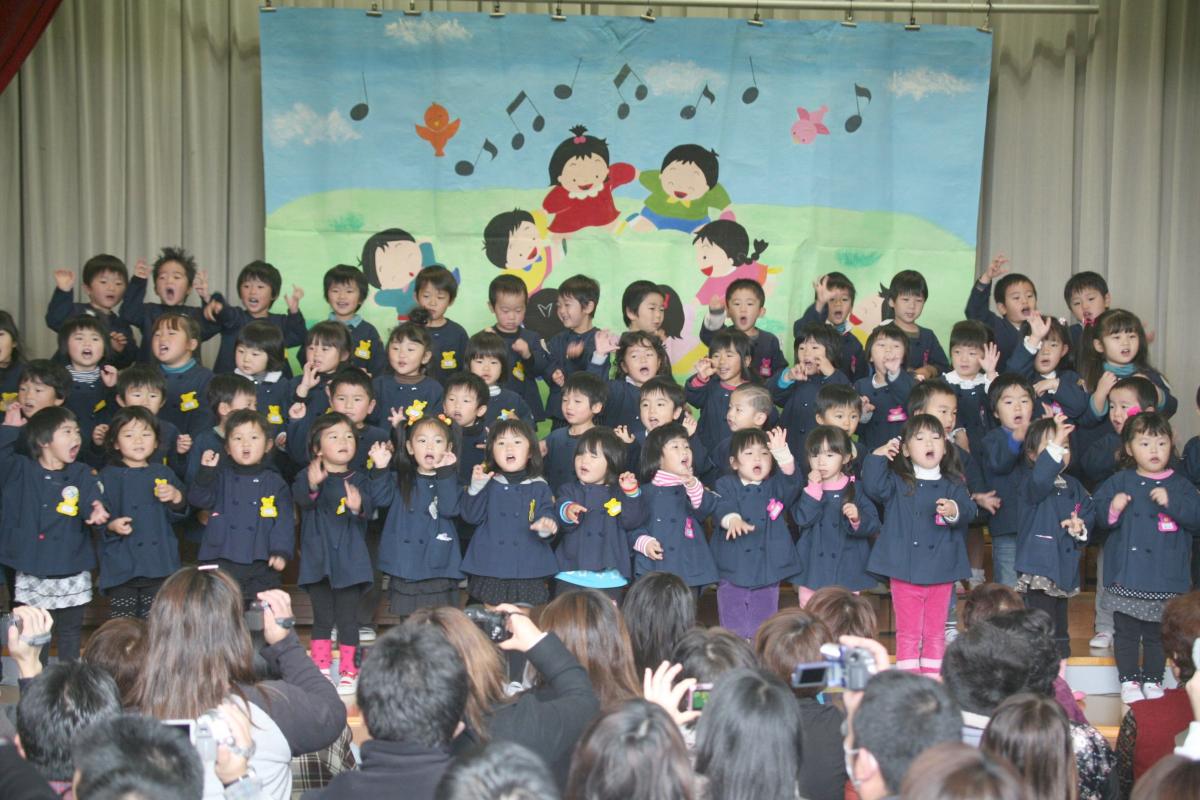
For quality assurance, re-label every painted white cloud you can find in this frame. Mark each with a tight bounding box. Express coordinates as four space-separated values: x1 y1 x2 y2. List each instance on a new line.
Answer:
888 67 973 101
384 18 471 45
269 103 361 148
643 61 725 97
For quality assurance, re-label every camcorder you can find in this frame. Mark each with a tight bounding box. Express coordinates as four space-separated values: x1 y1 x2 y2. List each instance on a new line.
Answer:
243 600 294 632
162 710 235 762
0 614 53 648
791 644 877 692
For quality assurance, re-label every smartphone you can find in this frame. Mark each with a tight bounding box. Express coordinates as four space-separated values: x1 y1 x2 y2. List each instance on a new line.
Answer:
687 682 714 711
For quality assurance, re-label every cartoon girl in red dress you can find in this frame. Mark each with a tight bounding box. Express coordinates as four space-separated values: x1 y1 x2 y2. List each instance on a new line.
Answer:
542 125 636 238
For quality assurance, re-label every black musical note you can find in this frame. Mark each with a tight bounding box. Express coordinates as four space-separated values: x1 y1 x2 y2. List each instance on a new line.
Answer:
505 91 545 150
844 84 872 133
742 58 759 104
455 139 499 176
613 64 649 120
680 84 716 120
555 58 582 100
350 72 370 121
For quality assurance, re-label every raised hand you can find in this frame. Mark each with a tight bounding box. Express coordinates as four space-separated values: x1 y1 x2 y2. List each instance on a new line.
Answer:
471 463 495 485
563 502 587 524
724 515 755 539
86 500 110 527
297 360 321 395
133 259 150 280
92 424 109 446
551 369 565 387
202 298 223 323
1061 511 1087 540
288 401 308 421
680 413 698 437
694 357 715 381
1094 371 1119 400
267 555 287 572
1110 492 1132 515
109 331 128 353
368 441 393 469
708 295 726 314
538 440 549 458
643 661 700 727
201 449 220 468
108 516 134 535
512 337 532 360
4 403 25 427
874 437 901 461
613 425 635 445
813 275 832 309
593 330 620 356
860 395 876 417
1052 413 1074 446
193 271 211 302
344 482 362 514
980 342 1001 377
787 364 808 382
435 450 457 469
307 458 327 487
1033 379 1060 398
54 269 76 292
981 253 1009 284
286 285 304 314
843 502 860 524
808 467 823 485
618 471 638 493
766 427 788 453
100 365 118 388
1028 313 1051 345
530 516 558 537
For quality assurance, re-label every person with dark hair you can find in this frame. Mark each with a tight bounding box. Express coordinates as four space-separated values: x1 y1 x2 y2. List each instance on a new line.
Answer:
942 318 997 450
72 714 205 800
55 315 114 467
797 272 865 380
898 742 1028 800
414 265 469 386
0 308 28 407
181 373 257 483
542 371 607 493
1009 313 1088 420
324 263 385 375
805 586 878 639
538 589 641 713
120 247 221 363
16 358 71 419
700 277 787 383
465 330 533 426
46 255 137 369
234 321 293 434
441 372 490 484
845 670 962 800
303 624 467 799
1062 271 1110 354
367 317 444 428
980 694 1076 800
206 260 306 376
1131 755 1200 800
486 274 550 422
774 322 851 457
595 330 671 432
542 125 635 236
151 311 217 439
435 741 560 800
629 143 728 234
966 253 1040 368
959 583 1023 631
82 617 148 707
686 328 754 455
979 373 1038 587
565 700 697 800
670 627 758 686
853 323 918 452
883 268 949 379
288 368 389 476
108 363 183 472
621 572 697 677
546 274 607 429
291 321 354 426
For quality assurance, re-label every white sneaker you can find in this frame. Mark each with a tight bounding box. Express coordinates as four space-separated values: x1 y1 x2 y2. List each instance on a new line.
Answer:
358 626 377 643
329 627 338 644
1142 682 1165 700
337 672 358 696
1089 631 1113 649
944 626 959 644
1120 681 1145 705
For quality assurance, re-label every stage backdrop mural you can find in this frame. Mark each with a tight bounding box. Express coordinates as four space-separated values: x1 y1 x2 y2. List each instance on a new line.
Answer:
260 9 991 375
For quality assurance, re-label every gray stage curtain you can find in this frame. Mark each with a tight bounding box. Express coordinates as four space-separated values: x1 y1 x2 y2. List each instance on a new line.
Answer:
1 0 1196 437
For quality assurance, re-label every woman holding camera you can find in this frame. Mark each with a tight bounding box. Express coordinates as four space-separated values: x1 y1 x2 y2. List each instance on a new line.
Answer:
132 566 347 799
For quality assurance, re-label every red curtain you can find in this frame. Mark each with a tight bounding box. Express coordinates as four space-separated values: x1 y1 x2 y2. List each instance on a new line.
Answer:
0 0 62 95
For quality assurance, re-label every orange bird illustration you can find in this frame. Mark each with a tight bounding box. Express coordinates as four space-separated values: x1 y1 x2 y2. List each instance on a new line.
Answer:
415 103 461 157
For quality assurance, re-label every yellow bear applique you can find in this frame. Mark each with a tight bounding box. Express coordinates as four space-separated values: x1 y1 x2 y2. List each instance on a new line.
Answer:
267 405 283 425
604 498 622 517
405 399 428 425
154 478 168 488
260 496 278 518
512 361 526 382
355 339 373 361
93 398 107 414
180 391 199 412
440 351 458 370
499 408 517 421
56 486 80 517
336 496 347 515
0 391 16 411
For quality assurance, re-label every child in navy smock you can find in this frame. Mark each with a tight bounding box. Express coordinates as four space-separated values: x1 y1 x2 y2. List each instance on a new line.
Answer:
369 315 445 429
862 414 977 674
554 427 648 602
589 329 670 431
546 274 609 428
288 368 389 474
467 331 533 425
1092 412 1200 703
964 256 1040 369
46 257 137 369
413 266 470 386
943 320 999 450
979 374 1038 587
0 310 25 411
152 312 214 440
107 365 187 477
883 269 949 379
288 321 353 428
700 278 788 382
460 419 558 606
796 272 865 381
58 316 116 468
712 428 803 639
773 322 850 459
208 260 306 375
686 328 753 455
119 249 220 363
324 264 386 376
541 371 606 493
1009 314 1089 422
0 405 109 663
187 409 294 603
487 274 551 422
630 423 719 593
791 425 881 607
1014 414 1095 659
292 412 375 694
233 320 293 438
854 323 917 452
96 407 187 619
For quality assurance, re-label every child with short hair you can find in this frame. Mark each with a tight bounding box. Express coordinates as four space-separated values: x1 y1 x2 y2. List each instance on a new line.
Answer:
944 320 1001 449
460 419 558 606
541 371 607 493
547 274 609 427
151 311 214 440
854 323 918 452
120 248 220 362
289 367 389 472
487 274 550 422
442 372 490 485
713 427 803 638
0 405 109 661
188 409 294 602
184 374 258 483
965 254 1039 367
813 383 864 438
207 260 306 375
291 321 353 425
979 374 1038 587
701 278 787 382
622 281 667 339
1063 271 1111 354
629 144 729 233
1009 314 1089 421
466 331 532 425
590 329 670 431
863 415 977 673
617 376 710 478
1093 412 1200 703
47 255 137 368
710 382 773 482
774 322 850 459
324 264 385 375
15 359 70 422
797 272 865 380
97 406 187 619
884 269 949 379
414 265 469 386
58 316 117 466
0 310 25 411
686 328 753 454
369 316 444 429
233 320 292 435
109 364 186 475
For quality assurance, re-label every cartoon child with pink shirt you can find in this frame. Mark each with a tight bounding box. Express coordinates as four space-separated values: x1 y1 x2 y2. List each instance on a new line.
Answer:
692 220 773 306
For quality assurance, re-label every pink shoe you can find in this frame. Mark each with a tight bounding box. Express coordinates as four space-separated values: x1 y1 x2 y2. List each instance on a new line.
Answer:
337 645 358 696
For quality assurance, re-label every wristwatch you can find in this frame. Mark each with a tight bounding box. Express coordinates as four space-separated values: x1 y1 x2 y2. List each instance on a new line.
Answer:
222 766 261 800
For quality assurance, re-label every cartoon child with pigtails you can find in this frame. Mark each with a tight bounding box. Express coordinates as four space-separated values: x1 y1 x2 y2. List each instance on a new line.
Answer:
628 144 733 234
542 125 637 237
691 219 776 306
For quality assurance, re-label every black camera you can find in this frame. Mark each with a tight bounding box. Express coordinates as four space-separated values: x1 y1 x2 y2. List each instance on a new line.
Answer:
1 613 53 648
463 605 512 643
791 644 877 692
244 600 294 632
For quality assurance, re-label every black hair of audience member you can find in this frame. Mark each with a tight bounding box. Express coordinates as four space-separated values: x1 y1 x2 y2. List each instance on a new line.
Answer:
621 572 697 676
670 627 757 684
565 700 695 800
849 671 962 798
359 624 467 747
899 742 1028 800
941 613 1053 716
1131 755 1200 800
980 693 1075 800
16 663 122 782
435 740 560 800
73 714 203 800
981 609 1060 697
694 668 804 800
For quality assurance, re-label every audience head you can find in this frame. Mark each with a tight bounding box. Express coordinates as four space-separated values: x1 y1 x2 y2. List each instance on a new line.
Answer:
538 589 640 712
981 694 1076 800
565 700 696 800
16 662 122 782
72 714 203 800
899 742 1028 800
1131 755 1200 800
435 740 560 800
753 607 834 699
959 583 1022 631
806 586 878 639
361 624 467 747
622 572 697 676
694 668 803 800
847 671 962 800
1162 591 1200 683
670 627 757 685
82 617 148 707
941 609 1058 715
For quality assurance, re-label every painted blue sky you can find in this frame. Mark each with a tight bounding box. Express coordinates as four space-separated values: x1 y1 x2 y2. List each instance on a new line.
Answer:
260 10 991 244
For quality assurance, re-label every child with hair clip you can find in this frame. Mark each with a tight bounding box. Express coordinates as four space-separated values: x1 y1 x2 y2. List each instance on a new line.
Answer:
630 422 719 595
47 255 137 368
413 265 469 386
233 320 292 437
965 254 1040 368
686 328 753 454
205 260 306 376
1014 414 1095 660
701 278 787 382
292 412 377 694
187 409 294 603
712 427 803 638
367 412 463 616
773 322 850 459
542 125 636 236
487 274 550 422
944 320 1001 449
979 374 1038 587
862 414 977 673
290 321 352 425
0 309 25 411
1092 412 1200 704
151 311 214 440
883 270 949 379
58 316 117 467
589 329 671 431
547 274 609 427
554 427 648 601
120 248 220 363
96 407 187 619
368 315 444 429
797 272 865 380
459 418 558 605
324 263 385 375
791 425 881 606
1010 313 1089 422
466 330 532 425
854 323 918 452
541 371 606 493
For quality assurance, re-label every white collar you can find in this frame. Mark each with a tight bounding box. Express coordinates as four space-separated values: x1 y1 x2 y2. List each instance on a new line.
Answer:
566 183 603 200
944 370 989 389
488 384 501 397
914 465 942 480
